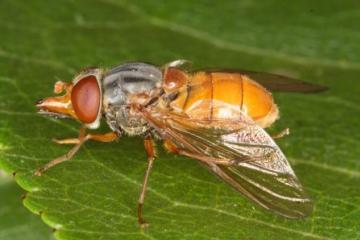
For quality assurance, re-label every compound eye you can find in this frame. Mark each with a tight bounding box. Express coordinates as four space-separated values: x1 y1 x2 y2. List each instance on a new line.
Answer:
71 75 100 123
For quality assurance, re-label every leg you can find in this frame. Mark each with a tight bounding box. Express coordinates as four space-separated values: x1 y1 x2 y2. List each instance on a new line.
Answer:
138 136 156 227
34 129 118 176
53 131 118 144
163 139 179 154
272 128 290 139
35 127 86 176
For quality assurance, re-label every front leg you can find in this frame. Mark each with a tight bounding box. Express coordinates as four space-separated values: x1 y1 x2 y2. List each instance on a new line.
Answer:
35 129 118 176
137 135 156 228
53 131 118 144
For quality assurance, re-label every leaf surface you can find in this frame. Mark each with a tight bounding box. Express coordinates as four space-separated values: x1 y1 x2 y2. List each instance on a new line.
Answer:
0 173 53 240
0 0 359 239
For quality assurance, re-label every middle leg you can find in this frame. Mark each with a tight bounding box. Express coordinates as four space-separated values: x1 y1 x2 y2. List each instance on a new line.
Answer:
137 135 156 227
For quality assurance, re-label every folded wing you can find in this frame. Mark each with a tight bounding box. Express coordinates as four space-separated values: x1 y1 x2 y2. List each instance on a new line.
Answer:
142 109 313 218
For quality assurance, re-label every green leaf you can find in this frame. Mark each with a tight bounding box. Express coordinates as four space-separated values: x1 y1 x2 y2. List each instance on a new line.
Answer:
0 0 359 239
0 172 53 240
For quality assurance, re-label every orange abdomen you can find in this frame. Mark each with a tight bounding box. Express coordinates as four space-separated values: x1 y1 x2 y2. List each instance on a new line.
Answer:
169 71 279 128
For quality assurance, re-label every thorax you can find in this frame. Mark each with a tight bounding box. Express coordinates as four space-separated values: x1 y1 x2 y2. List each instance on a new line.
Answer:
102 62 163 135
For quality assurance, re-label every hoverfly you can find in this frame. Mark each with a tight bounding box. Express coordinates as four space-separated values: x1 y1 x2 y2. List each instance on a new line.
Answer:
35 60 326 226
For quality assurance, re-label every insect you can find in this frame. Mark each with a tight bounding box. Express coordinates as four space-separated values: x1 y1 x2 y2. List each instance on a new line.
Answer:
35 59 327 226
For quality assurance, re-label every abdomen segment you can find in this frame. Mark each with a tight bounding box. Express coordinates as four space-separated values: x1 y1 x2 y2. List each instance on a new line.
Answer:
169 71 279 128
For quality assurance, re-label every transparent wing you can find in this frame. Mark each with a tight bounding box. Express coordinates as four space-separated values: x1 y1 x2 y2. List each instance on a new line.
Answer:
199 69 328 93
142 109 313 218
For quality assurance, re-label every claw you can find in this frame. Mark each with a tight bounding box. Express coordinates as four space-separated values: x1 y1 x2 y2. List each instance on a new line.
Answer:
34 168 43 177
139 220 149 228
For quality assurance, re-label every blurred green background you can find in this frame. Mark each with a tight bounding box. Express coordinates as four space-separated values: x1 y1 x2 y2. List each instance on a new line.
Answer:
0 0 359 239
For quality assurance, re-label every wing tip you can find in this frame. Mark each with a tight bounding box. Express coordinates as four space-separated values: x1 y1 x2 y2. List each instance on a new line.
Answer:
275 198 314 219
300 83 328 94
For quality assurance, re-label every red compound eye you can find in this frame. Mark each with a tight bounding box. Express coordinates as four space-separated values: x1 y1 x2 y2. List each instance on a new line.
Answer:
71 75 100 123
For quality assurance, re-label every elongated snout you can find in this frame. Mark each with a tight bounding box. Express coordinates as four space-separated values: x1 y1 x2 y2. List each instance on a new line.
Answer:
35 81 76 119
